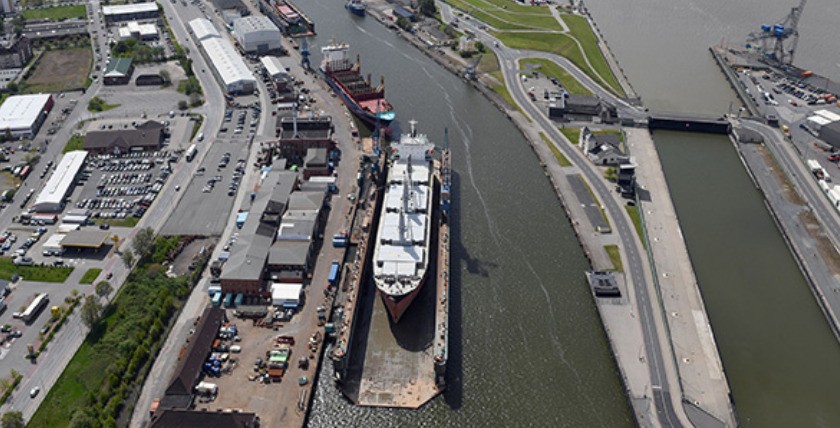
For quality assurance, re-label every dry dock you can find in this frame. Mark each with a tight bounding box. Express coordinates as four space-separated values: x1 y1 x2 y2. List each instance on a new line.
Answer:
331 150 448 409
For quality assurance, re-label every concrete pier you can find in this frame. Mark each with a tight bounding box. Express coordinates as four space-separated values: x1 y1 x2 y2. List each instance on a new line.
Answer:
627 128 737 427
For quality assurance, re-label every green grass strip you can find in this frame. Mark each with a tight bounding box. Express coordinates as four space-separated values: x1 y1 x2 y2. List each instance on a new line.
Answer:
539 132 572 166
625 204 646 249
0 258 74 283
79 268 102 285
604 244 623 271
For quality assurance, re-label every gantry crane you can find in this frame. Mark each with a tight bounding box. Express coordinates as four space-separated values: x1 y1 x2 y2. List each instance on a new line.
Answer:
746 0 807 66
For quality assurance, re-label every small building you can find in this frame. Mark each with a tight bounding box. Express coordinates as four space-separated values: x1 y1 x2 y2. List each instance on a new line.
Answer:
617 162 636 197
0 36 33 69
0 0 15 15
84 120 164 154
580 127 627 166
158 307 225 411
151 409 258 428
30 150 87 212
394 6 416 22
0 93 54 139
270 282 302 308
59 230 111 251
102 2 160 23
233 16 281 54
103 57 135 85
267 240 311 282
820 121 840 149
303 147 330 179
210 0 249 15
23 21 88 41
118 21 158 41
586 271 621 298
260 55 289 80
273 115 336 160
549 94 604 120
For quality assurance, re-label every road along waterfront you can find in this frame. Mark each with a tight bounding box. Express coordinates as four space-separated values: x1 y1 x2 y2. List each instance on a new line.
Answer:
300 2 633 427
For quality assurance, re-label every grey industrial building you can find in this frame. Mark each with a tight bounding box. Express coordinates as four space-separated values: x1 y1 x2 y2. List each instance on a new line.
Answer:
83 120 164 154
102 2 160 23
819 121 840 149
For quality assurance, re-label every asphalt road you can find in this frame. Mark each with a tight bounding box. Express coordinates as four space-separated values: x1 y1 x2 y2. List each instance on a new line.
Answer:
446 7 686 427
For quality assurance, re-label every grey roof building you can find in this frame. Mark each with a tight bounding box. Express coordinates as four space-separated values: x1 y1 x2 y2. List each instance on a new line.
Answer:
83 120 163 153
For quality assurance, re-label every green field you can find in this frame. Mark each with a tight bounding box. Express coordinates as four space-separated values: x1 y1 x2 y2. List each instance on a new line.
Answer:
446 0 563 31
559 127 581 144
63 134 84 153
494 31 621 96
520 58 591 95
80 268 102 284
21 5 86 21
604 245 623 271
94 216 140 228
540 132 572 167
0 258 73 282
561 14 623 95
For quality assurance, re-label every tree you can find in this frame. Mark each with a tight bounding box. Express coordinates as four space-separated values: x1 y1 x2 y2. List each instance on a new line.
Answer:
159 69 171 86
132 227 155 260
177 100 188 111
396 16 411 31
2 411 25 428
122 249 135 269
418 0 436 17
81 295 102 329
95 281 113 301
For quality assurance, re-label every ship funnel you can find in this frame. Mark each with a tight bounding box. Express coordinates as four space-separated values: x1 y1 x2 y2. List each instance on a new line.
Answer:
409 120 418 138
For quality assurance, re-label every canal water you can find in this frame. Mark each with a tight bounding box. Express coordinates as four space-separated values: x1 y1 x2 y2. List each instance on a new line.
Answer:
301 2 632 427
586 0 840 426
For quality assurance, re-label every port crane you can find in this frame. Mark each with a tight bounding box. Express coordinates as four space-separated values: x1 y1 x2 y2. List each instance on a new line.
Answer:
746 0 806 66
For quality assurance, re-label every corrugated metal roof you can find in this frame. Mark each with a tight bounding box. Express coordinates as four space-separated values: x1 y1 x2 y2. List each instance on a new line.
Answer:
32 150 87 212
189 18 220 41
103 2 158 16
201 36 255 89
0 93 51 132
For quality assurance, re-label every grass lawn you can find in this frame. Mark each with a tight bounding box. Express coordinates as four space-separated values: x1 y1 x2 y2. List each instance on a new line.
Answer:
559 14 623 95
494 31 623 96
24 48 92 93
520 58 592 95
21 5 86 21
94 216 140 228
604 245 623 271
625 204 646 248
0 258 73 283
540 132 572 166
477 50 500 74
446 0 563 31
79 268 102 284
62 134 85 153
559 127 580 144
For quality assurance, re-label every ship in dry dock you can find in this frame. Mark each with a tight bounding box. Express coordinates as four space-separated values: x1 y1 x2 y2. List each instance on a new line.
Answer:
373 121 435 322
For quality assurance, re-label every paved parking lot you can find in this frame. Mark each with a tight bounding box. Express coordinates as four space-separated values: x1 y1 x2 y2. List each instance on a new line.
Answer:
160 142 250 236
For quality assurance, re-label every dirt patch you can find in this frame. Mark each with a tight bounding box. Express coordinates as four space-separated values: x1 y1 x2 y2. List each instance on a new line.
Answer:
25 48 92 92
758 145 806 206
170 237 217 276
798 210 840 273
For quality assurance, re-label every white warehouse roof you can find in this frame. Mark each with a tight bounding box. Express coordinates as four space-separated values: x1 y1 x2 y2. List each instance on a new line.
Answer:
201 37 255 90
233 16 277 34
815 109 840 123
103 2 159 16
0 93 51 133
32 150 88 212
260 56 288 79
189 17 220 41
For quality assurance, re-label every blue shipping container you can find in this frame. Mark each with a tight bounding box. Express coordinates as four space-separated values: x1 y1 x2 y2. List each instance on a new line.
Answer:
328 262 340 285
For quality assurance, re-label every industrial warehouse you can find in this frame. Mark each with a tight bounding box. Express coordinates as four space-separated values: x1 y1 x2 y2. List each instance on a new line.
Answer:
233 16 281 54
189 18 255 94
0 93 54 139
31 151 87 213
102 2 160 23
